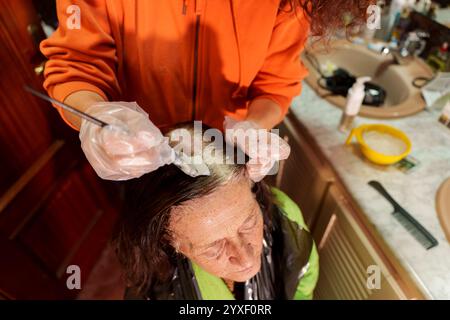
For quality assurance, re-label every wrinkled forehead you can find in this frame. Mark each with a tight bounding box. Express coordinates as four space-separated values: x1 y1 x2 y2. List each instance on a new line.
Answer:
168 177 257 246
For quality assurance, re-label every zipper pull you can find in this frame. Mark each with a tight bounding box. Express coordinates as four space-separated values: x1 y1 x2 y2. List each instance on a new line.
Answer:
195 0 203 16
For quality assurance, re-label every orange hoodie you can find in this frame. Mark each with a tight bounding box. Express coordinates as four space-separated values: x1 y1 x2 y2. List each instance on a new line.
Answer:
41 0 309 131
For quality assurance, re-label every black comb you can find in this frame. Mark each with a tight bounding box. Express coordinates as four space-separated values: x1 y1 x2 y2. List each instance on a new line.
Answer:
368 180 438 250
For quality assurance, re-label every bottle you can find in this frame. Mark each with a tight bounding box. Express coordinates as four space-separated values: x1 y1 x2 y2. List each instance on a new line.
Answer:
437 42 449 62
375 0 392 41
387 0 414 40
339 77 371 132
390 7 412 44
427 42 449 72
426 3 437 20
414 0 431 14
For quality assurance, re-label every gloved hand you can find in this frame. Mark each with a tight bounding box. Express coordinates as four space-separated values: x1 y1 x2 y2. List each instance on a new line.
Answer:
79 101 175 180
223 116 291 182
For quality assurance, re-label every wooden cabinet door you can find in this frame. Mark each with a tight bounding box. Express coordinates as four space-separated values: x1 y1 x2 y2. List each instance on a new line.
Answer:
0 0 120 299
276 113 334 229
312 186 413 300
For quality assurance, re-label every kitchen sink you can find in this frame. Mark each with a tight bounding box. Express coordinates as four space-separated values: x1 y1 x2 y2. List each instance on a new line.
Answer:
437 178 450 244
302 40 434 118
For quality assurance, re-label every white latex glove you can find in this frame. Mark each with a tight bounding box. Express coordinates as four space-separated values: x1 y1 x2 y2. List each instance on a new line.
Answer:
79 102 175 180
224 116 291 182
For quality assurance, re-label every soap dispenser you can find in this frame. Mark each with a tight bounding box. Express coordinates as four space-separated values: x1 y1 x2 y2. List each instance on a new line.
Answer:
339 77 371 132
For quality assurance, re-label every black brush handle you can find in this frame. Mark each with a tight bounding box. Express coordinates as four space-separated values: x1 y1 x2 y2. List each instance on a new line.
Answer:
24 85 109 128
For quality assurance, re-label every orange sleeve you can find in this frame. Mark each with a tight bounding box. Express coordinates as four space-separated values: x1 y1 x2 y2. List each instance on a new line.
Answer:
248 7 310 116
40 0 121 126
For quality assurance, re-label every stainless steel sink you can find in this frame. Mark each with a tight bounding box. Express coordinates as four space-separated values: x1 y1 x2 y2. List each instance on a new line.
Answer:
302 40 434 118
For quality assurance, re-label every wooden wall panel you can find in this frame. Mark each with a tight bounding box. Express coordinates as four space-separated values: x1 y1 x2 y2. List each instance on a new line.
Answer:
0 0 120 299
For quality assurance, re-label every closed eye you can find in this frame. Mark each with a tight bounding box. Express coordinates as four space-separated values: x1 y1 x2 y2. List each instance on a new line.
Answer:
202 242 225 259
240 214 258 233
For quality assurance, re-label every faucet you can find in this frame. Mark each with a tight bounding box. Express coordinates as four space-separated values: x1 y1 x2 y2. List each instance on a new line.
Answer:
374 30 429 78
381 30 430 65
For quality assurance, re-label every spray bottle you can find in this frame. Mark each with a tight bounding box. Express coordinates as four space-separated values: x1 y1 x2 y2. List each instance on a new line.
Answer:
339 77 371 132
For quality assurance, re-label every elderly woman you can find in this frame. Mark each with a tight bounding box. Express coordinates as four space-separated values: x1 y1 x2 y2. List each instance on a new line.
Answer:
114 124 319 300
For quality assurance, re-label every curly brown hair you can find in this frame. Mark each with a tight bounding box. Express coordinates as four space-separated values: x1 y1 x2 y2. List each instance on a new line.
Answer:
282 0 376 37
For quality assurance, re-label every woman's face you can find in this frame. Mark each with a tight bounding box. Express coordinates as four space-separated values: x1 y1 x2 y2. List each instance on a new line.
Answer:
168 177 264 282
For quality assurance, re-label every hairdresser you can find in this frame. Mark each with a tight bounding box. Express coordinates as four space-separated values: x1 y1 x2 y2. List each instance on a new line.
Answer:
40 0 373 181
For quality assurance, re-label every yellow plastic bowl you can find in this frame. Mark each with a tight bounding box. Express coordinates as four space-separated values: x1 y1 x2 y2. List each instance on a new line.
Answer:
345 124 412 165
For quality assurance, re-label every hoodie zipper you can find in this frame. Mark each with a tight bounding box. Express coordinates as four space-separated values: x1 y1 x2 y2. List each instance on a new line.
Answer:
192 14 200 121
184 0 201 121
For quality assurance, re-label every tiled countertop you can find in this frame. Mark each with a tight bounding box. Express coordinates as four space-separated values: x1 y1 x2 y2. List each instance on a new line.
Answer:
290 83 450 299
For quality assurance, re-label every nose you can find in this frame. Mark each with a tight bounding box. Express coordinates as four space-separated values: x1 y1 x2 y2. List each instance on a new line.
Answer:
226 238 254 269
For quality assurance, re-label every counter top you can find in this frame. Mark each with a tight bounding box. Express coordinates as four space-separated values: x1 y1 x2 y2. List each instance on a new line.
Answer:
290 83 450 299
